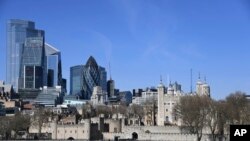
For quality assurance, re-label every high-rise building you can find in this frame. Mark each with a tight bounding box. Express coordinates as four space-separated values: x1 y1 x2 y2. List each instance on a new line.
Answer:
19 36 45 89
6 19 46 92
45 43 62 87
70 65 84 95
81 56 107 99
23 66 43 89
107 79 115 97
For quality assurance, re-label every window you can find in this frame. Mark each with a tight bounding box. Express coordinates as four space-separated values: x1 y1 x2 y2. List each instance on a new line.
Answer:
58 130 59 133
70 130 72 133
166 116 169 121
114 128 117 133
166 109 168 112
83 130 84 133
65 130 67 133
75 130 77 133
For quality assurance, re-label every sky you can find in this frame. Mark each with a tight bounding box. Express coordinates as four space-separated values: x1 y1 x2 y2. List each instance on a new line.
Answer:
0 0 250 100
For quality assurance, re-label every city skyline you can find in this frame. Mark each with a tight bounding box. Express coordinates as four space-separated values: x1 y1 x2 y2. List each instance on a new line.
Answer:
1 0 250 100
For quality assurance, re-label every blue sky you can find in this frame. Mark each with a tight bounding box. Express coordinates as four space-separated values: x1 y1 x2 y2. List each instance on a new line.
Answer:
1 0 250 100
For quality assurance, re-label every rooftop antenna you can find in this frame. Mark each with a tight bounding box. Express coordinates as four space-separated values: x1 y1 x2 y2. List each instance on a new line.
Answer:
167 74 170 86
198 72 201 80
190 68 193 93
204 75 207 83
109 61 112 80
160 75 163 84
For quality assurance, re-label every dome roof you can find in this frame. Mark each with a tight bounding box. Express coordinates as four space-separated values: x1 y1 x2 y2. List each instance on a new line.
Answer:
85 56 98 68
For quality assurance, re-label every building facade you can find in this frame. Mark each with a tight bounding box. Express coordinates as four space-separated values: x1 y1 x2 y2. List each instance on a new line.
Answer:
45 43 62 87
81 56 101 99
6 19 46 92
70 65 84 95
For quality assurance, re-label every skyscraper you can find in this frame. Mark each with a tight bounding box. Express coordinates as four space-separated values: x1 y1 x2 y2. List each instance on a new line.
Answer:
6 19 46 92
81 56 107 99
20 36 45 89
70 65 84 96
45 43 62 87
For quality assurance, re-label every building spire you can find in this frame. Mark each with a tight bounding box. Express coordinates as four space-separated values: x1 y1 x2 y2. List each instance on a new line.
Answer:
160 75 163 84
190 68 193 93
109 61 112 80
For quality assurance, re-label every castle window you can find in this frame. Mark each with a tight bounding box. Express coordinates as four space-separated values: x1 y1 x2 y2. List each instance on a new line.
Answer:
83 130 84 133
75 130 77 133
70 130 72 133
166 109 168 112
58 130 59 133
114 128 117 133
65 130 67 133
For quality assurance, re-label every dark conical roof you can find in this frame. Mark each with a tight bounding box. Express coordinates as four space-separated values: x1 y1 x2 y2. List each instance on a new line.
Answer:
85 56 98 68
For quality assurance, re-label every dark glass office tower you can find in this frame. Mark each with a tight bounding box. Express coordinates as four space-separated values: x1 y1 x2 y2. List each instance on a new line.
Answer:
6 19 45 92
70 65 84 96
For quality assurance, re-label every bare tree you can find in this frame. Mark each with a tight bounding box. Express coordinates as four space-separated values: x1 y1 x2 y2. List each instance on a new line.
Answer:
128 104 144 122
32 107 52 139
10 112 31 138
226 91 250 124
82 103 95 118
143 98 157 125
174 95 210 141
95 105 112 117
0 116 11 139
205 99 220 141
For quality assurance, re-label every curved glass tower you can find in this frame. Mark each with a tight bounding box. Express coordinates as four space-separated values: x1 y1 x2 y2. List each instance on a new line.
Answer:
81 56 101 99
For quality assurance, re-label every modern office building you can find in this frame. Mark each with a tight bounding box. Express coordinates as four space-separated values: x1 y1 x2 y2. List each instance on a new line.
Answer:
20 36 45 89
23 66 43 89
107 79 115 97
45 43 62 87
81 56 107 99
70 65 84 96
6 19 46 92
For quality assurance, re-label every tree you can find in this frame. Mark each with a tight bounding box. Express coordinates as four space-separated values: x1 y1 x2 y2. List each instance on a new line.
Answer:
143 98 157 125
95 105 112 117
82 103 95 118
0 116 11 139
128 104 144 120
174 95 210 141
10 112 31 138
226 91 250 125
32 107 52 139
205 99 221 141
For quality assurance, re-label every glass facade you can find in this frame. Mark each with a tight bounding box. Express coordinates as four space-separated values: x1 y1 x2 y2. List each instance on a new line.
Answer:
19 36 45 88
81 56 107 99
24 66 43 89
45 43 62 87
6 19 45 92
70 65 84 96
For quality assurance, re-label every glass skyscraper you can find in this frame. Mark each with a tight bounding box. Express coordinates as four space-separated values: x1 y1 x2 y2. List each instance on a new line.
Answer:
69 56 107 99
82 56 107 99
45 43 62 87
70 65 84 96
6 19 45 92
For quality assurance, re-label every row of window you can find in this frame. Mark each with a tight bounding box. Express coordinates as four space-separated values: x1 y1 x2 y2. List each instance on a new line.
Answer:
57 130 85 133
164 102 175 105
